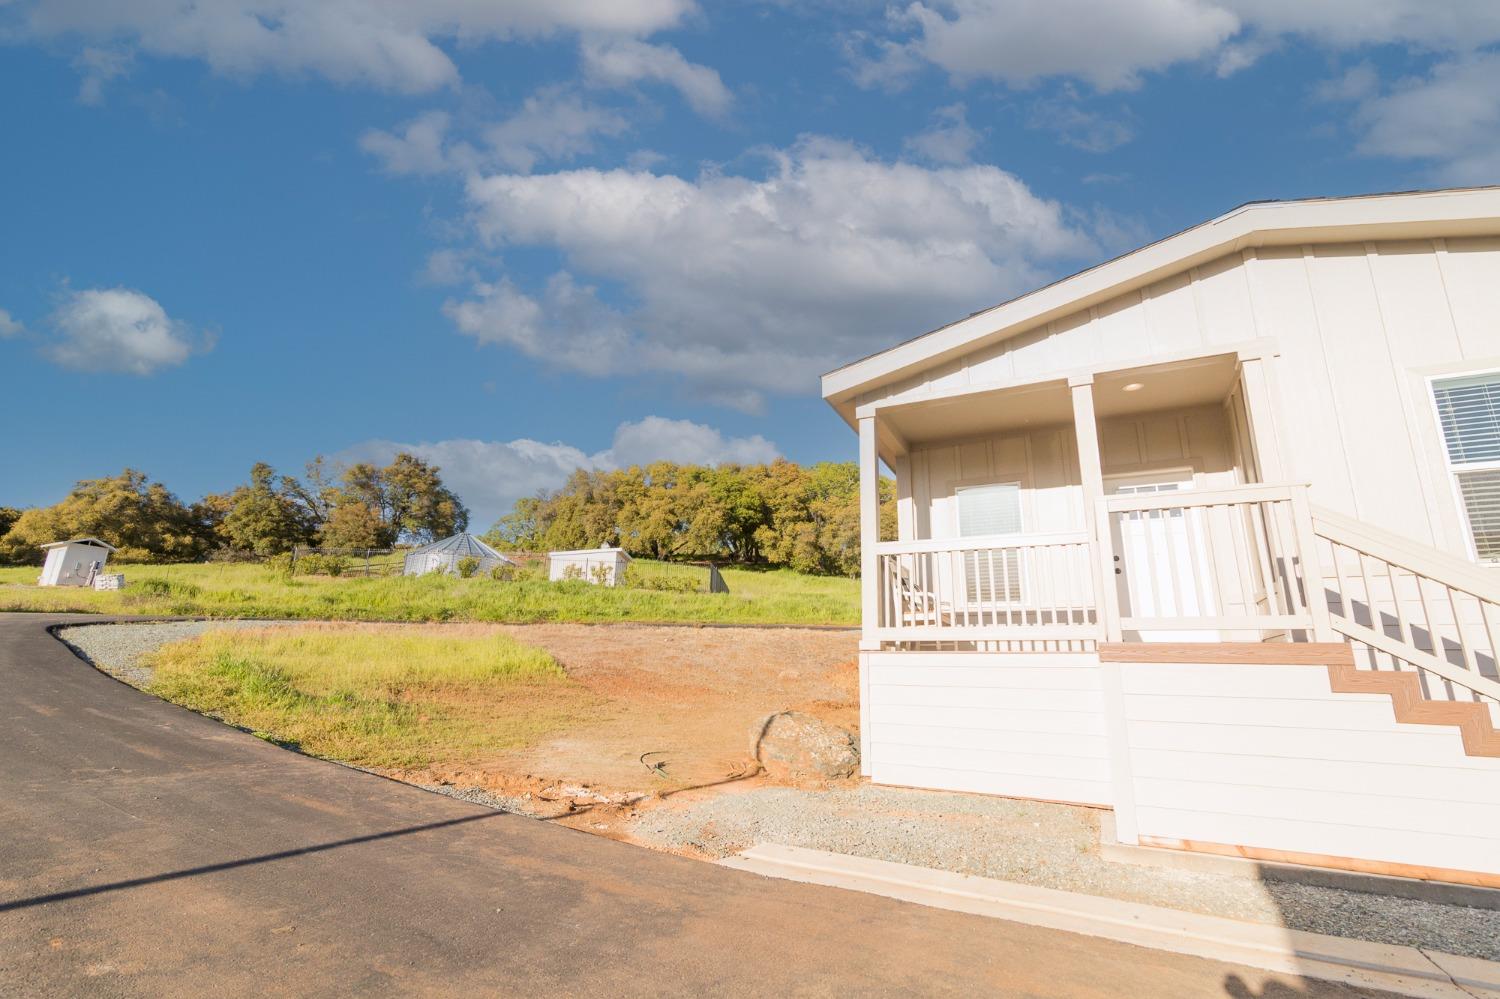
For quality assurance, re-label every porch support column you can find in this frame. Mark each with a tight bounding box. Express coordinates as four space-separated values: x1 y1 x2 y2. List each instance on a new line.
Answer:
1070 375 1120 642
1238 352 1287 483
1073 375 1137 843
859 414 881 652
1069 374 1105 532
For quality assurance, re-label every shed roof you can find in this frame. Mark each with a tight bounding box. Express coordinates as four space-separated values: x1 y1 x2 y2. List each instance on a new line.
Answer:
404 534 514 564
821 185 1500 418
40 537 117 552
548 545 633 561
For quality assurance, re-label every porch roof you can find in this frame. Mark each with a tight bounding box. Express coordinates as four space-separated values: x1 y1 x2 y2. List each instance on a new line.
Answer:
822 186 1500 419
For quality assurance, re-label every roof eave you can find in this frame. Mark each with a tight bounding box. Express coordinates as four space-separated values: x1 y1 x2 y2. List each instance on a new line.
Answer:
821 187 1500 408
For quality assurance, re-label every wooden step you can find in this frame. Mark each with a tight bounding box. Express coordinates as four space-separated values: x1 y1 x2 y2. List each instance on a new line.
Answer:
1325 655 1500 758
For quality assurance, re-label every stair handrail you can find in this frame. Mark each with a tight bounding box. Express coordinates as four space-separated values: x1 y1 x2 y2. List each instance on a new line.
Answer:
1310 505 1500 605
1334 616 1500 704
1311 503 1500 704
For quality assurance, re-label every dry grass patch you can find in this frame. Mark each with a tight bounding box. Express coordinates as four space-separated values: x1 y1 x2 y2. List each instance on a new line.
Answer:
147 626 599 769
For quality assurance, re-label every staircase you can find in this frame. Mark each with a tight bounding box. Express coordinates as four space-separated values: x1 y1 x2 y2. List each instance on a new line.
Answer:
1311 506 1500 757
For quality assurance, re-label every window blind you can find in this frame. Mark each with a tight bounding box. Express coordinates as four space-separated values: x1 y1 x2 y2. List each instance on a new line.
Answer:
956 483 1022 602
1456 468 1500 562
1433 373 1500 563
1434 374 1500 464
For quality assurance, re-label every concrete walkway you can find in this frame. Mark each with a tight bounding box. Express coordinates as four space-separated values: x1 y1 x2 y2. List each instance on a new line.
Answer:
0 613 1388 997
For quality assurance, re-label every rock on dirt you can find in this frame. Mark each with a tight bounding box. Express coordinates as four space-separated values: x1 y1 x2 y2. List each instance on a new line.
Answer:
751 711 859 782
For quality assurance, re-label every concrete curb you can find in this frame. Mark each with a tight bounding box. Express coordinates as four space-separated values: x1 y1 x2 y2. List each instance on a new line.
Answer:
720 843 1500 999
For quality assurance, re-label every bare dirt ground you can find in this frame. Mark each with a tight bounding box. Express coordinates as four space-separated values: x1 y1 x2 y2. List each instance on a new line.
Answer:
378 623 861 832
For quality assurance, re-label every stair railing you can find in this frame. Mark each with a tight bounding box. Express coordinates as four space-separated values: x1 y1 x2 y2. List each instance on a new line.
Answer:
1310 506 1500 711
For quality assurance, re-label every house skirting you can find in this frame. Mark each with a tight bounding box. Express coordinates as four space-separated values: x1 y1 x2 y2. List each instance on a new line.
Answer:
860 645 1500 885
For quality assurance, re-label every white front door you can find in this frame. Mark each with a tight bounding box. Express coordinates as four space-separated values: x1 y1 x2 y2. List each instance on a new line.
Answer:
1108 473 1217 642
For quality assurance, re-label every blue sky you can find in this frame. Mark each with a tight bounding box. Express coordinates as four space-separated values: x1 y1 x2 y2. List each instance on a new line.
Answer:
3 1 1497 528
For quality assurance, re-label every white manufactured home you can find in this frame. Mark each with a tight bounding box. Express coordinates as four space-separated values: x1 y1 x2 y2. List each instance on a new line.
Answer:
823 187 1500 888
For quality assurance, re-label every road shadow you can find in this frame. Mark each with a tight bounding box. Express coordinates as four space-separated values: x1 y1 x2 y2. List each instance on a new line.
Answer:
0 810 501 913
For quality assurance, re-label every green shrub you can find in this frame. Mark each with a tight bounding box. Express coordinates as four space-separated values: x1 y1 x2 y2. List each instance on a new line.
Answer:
137 578 172 597
456 556 480 579
295 553 349 577
623 567 699 593
490 563 515 581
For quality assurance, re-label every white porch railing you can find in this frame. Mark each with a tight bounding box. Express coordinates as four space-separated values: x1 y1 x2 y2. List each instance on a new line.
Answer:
873 531 1097 650
1097 483 1330 641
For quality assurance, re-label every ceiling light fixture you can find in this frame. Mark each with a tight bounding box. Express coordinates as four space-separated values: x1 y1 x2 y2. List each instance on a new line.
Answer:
1122 382 1145 392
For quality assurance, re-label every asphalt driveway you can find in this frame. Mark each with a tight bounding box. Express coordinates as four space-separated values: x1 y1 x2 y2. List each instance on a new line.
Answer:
0 613 1379 997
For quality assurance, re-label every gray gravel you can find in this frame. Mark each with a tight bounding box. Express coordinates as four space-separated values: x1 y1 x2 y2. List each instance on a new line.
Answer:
57 620 289 688
628 784 1500 961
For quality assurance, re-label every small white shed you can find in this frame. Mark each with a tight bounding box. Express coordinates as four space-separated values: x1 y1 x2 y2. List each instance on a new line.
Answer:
39 537 117 587
548 545 631 586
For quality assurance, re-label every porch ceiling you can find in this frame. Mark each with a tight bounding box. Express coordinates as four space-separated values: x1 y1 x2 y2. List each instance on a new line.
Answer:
1093 353 1239 418
880 379 1073 446
874 351 1242 451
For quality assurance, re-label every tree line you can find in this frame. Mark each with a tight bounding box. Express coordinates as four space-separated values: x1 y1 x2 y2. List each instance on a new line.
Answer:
484 460 894 576
2 456 893 575
0 453 467 565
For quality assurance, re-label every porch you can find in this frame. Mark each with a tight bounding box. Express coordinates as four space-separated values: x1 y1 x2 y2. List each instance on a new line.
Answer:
855 346 1325 652
856 345 1500 709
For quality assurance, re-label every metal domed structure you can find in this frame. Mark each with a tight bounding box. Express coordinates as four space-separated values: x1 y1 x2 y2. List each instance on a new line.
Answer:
402 534 516 577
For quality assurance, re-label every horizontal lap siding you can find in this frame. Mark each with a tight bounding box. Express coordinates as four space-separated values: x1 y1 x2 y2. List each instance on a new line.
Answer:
864 652 1111 805
1121 661 1500 876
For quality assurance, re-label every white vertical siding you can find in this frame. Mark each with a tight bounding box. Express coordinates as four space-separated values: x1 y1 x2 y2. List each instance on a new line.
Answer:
902 405 1236 542
866 238 1500 562
862 651 1112 805
1119 661 1500 876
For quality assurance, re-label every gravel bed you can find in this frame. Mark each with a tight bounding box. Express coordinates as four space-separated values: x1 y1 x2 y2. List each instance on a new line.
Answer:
628 784 1500 961
58 620 291 688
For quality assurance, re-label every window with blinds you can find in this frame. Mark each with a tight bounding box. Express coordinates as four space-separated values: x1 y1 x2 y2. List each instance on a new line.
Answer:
956 483 1022 602
1433 373 1500 562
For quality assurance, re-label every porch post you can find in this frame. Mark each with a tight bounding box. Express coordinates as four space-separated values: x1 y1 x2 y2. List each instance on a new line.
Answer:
1070 375 1119 641
859 414 880 651
1238 352 1286 483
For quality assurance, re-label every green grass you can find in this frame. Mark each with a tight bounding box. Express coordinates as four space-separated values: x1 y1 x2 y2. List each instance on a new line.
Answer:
148 627 596 769
0 559 858 626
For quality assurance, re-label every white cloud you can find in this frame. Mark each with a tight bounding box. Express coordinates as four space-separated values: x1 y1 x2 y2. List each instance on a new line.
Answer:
580 36 732 117
20 0 696 94
481 88 631 171
1313 62 1379 104
46 287 205 375
902 103 980 164
891 0 1239 91
361 89 631 176
420 247 479 286
1028 93 1134 152
359 110 454 175
72 45 133 104
0 308 23 339
447 136 1093 409
1348 52 1500 184
857 1 1500 92
606 415 778 468
343 416 779 526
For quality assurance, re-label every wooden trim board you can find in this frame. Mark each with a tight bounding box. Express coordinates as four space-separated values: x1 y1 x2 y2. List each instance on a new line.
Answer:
1138 835 1500 891
1098 642 1354 665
